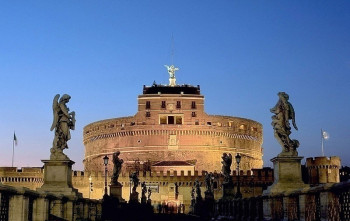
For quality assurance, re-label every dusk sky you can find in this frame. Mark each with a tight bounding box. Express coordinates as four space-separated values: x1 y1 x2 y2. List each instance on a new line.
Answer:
0 1 349 171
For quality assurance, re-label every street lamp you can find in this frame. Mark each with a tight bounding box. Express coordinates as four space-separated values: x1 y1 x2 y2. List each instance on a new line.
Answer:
103 155 109 196
89 176 93 199
129 176 133 195
235 153 242 199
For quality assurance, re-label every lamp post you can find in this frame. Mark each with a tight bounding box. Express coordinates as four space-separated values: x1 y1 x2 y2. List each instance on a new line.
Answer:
103 155 109 196
129 176 133 195
235 153 242 199
89 176 93 199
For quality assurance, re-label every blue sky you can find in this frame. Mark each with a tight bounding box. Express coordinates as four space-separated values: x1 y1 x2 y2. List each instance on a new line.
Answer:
0 1 349 170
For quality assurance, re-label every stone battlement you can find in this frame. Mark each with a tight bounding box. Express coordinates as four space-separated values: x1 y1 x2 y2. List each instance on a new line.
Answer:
306 156 341 168
0 167 273 185
306 156 341 184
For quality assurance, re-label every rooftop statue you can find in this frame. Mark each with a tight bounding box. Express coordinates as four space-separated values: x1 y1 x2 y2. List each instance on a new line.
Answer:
270 92 299 156
50 94 75 160
147 187 152 200
194 179 202 200
191 186 195 201
205 172 214 194
221 153 232 184
111 151 123 185
164 65 179 79
129 172 139 193
141 182 147 199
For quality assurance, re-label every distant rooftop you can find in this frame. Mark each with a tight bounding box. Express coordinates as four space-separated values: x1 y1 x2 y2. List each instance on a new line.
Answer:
143 84 200 95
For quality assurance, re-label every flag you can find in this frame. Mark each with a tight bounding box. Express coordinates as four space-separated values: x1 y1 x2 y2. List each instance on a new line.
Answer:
322 130 330 140
13 132 18 146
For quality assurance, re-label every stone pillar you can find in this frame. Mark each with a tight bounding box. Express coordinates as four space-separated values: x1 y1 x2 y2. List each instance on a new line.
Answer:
264 156 308 195
9 194 29 221
298 194 307 221
222 183 235 200
129 192 139 203
33 197 49 221
263 197 272 220
110 182 125 203
63 200 75 221
37 160 81 197
51 199 64 219
83 201 90 220
320 191 340 221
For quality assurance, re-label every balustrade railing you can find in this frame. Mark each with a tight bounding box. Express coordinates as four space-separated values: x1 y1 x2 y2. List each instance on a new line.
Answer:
213 180 350 221
0 183 102 221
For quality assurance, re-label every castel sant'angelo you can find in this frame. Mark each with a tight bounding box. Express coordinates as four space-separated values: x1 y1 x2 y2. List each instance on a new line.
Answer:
0 65 342 211
83 65 263 174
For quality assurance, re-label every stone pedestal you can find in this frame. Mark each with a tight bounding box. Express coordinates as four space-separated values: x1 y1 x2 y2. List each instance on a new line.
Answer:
37 160 81 197
129 192 139 203
205 191 214 201
109 183 125 203
222 183 235 200
264 156 308 195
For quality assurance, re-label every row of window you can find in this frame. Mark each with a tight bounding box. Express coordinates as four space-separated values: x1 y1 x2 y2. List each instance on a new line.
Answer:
146 101 196 109
146 112 196 118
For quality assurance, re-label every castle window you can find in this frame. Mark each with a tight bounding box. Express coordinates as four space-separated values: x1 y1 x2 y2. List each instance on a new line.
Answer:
161 101 166 108
176 116 183 125
146 101 151 109
207 122 212 126
192 112 196 117
160 116 167 124
176 101 181 108
159 114 183 125
251 127 257 132
191 101 196 109
168 116 174 124
130 122 135 126
146 112 151 117
195 120 199 125
239 124 246 130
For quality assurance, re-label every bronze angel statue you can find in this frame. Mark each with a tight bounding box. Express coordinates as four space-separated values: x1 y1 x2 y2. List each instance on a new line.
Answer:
270 92 299 156
50 94 76 159
164 65 179 79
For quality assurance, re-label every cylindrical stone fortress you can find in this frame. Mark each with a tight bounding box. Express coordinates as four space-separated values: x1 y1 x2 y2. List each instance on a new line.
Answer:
83 83 263 173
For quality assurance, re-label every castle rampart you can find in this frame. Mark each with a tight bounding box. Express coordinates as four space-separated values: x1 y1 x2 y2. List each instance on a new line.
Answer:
306 156 341 184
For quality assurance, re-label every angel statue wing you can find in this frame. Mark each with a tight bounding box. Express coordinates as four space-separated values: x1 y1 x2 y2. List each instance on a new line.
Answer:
50 94 60 131
288 102 298 130
164 65 170 71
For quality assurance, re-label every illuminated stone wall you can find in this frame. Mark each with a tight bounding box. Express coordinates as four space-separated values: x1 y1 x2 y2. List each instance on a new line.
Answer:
0 167 274 213
306 156 341 184
83 87 263 173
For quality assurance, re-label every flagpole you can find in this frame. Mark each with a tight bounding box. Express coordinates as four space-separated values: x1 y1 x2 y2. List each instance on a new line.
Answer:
321 129 324 157
12 136 15 167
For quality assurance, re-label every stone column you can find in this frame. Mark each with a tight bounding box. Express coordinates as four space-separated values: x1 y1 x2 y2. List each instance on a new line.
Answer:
33 197 49 221
320 191 340 221
298 194 307 221
83 201 90 219
51 199 64 219
9 194 29 221
63 200 75 221
263 197 272 220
